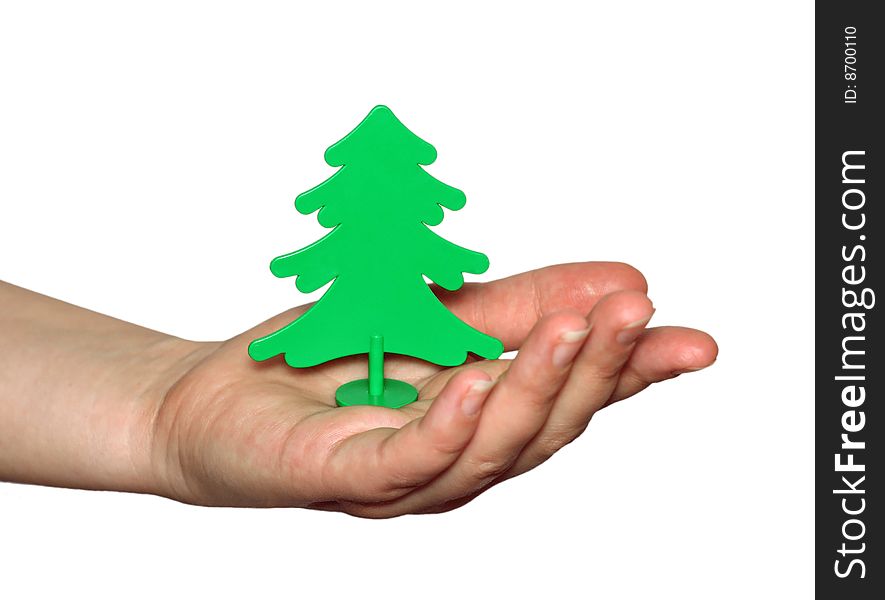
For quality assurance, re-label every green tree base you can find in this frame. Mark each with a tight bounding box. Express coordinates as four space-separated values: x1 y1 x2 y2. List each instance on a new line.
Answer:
335 378 418 409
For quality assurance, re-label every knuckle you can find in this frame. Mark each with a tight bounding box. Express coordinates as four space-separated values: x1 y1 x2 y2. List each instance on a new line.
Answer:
431 434 469 457
535 436 568 458
380 469 425 496
468 456 513 482
343 480 411 505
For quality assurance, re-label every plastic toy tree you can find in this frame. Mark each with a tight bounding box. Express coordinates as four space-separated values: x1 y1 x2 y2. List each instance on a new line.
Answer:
248 105 503 408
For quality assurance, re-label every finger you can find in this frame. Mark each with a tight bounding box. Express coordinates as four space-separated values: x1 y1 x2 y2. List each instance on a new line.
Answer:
360 309 590 516
321 369 493 503
434 262 647 351
507 290 655 475
446 325 717 498
605 326 718 405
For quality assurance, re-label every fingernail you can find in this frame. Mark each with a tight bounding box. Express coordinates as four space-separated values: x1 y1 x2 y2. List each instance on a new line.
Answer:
552 326 591 368
616 311 654 345
461 379 494 416
673 366 705 376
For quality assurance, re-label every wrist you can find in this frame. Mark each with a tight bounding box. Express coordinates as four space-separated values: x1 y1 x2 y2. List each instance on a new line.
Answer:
127 336 217 497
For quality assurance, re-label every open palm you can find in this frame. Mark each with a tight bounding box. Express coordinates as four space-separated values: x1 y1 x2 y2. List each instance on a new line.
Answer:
149 262 717 518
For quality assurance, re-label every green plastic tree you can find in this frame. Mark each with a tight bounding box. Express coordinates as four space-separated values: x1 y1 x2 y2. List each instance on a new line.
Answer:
248 105 503 408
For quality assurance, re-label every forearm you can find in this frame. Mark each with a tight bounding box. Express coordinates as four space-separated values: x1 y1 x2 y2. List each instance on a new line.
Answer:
0 282 201 493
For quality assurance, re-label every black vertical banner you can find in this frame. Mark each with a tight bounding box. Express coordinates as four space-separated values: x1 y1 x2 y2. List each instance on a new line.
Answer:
816 2 881 597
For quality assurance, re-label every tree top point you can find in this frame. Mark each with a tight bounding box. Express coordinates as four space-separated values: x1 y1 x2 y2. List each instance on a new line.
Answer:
323 105 437 167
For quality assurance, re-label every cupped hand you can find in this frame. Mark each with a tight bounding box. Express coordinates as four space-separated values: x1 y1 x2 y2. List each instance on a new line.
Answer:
148 262 717 517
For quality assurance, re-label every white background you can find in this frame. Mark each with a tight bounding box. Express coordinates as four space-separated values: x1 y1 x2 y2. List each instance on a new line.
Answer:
0 1 813 598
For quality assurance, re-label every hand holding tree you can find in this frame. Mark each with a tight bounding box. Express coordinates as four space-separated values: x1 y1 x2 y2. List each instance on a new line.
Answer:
0 107 717 518
152 263 716 516
0 264 716 517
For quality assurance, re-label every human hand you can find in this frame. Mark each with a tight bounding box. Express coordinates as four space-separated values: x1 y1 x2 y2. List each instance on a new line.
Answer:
148 262 717 517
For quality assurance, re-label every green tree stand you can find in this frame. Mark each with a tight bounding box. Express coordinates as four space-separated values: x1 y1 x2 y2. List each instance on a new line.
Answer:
248 105 503 408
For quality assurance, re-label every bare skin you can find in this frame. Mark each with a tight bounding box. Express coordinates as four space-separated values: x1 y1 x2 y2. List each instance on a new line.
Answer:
0 262 717 518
